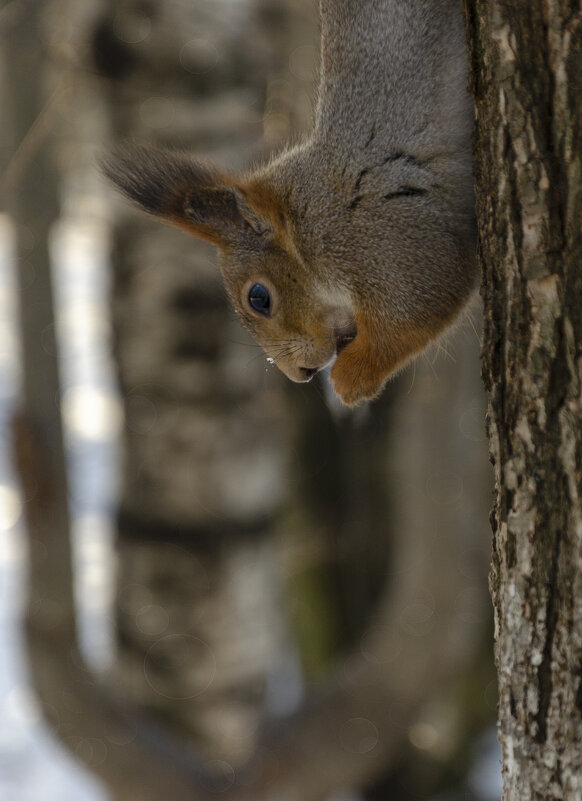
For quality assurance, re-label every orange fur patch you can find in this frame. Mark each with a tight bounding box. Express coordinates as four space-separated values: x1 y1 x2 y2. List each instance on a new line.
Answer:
331 310 438 406
239 179 293 248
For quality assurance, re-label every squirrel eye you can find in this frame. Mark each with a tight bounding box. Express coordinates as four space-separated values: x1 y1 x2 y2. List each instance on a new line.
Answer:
248 283 271 316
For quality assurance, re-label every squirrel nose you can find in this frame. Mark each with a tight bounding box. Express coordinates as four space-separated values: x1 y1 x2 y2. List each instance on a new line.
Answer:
299 367 318 381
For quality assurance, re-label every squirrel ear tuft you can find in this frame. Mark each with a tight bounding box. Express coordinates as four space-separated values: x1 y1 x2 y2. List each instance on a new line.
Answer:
101 143 270 246
184 185 272 242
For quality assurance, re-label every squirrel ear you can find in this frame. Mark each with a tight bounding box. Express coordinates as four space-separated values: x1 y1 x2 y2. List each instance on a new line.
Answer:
101 144 271 246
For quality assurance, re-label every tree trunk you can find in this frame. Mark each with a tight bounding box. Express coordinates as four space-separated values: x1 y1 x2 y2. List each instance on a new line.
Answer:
466 1 582 798
3 3 222 800
93 0 313 762
2 0 76 713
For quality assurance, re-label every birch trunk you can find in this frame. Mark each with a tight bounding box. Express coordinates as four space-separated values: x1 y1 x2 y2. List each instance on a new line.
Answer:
93 0 315 762
466 1 582 797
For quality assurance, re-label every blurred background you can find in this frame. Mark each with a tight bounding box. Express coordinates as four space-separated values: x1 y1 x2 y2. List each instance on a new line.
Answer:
0 0 500 799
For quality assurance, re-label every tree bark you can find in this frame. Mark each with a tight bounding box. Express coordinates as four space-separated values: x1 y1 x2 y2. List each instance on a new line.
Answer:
466 1 582 798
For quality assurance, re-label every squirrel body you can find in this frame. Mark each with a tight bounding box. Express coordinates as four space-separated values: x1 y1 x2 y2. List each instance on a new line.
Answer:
104 0 476 406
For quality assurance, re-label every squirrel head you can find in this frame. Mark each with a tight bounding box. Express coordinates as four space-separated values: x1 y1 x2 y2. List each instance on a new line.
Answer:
102 145 357 385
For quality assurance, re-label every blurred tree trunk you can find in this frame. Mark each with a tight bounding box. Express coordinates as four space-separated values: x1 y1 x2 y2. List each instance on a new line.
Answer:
466 1 582 798
2 0 74 674
2 3 221 800
92 0 320 762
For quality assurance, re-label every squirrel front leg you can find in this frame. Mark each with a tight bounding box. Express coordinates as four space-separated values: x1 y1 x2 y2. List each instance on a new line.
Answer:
331 334 384 407
331 312 431 407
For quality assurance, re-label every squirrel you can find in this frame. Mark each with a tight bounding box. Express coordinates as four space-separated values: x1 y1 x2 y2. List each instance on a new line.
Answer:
103 0 476 407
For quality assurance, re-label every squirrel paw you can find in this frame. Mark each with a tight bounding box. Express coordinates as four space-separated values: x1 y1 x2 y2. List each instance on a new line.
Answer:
330 338 387 406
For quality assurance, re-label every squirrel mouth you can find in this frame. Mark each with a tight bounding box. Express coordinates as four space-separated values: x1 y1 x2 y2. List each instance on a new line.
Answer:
335 322 357 354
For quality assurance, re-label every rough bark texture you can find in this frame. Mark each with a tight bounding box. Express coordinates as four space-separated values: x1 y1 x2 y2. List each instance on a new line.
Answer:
466 1 582 798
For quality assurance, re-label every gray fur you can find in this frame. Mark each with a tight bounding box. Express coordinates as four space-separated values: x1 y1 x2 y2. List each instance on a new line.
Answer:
104 0 476 405
260 0 476 328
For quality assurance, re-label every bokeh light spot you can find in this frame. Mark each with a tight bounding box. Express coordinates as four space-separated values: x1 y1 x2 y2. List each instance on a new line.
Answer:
62 385 122 441
135 603 170 637
113 11 151 44
74 737 109 768
203 760 235 793
180 39 219 74
409 721 439 751
339 718 379 755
